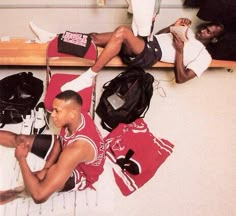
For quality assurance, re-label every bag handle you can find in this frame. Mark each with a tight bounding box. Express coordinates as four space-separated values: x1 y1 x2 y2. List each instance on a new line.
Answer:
101 120 114 132
139 105 150 118
102 71 126 89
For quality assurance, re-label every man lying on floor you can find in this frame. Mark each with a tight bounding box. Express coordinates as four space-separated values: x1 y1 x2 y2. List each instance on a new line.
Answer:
0 90 105 204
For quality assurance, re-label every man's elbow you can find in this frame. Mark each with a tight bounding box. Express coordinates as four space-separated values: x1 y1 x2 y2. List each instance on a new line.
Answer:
175 73 195 84
175 77 188 84
174 68 196 84
31 192 49 204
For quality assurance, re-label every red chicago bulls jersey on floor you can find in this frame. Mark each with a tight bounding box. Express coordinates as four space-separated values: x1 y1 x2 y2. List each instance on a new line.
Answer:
105 118 174 196
60 112 105 191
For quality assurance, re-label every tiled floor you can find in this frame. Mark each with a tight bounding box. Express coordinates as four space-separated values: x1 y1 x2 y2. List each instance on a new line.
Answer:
0 67 236 216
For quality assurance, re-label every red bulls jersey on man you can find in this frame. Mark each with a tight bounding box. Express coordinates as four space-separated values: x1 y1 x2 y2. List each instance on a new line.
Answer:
60 112 105 191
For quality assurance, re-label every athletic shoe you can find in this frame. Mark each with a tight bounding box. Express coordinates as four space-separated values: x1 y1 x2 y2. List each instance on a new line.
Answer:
33 102 48 134
21 110 35 135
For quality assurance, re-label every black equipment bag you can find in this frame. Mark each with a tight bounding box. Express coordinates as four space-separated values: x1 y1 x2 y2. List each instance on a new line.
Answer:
0 72 43 128
96 66 154 131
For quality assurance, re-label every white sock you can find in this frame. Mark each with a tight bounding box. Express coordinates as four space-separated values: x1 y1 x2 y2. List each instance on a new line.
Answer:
61 68 97 92
29 21 57 43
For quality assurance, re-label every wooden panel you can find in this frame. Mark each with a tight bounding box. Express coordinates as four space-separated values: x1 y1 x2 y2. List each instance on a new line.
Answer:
0 38 236 68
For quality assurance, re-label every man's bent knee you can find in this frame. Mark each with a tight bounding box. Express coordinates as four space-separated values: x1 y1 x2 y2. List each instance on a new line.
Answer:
15 134 34 150
113 26 133 41
89 33 98 43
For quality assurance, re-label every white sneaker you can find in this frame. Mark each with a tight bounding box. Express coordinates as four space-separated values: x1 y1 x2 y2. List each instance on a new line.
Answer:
33 102 48 134
21 110 35 135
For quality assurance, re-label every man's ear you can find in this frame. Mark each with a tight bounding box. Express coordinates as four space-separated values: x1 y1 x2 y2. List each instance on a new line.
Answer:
211 37 218 43
69 109 76 120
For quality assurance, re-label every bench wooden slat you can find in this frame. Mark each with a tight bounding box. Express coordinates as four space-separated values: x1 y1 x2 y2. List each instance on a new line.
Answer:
0 38 235 68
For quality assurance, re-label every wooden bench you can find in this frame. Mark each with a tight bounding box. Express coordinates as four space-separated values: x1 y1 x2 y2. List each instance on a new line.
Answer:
0 38 236 68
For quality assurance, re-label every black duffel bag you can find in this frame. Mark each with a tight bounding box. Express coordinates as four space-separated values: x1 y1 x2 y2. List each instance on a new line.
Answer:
0 72 43 128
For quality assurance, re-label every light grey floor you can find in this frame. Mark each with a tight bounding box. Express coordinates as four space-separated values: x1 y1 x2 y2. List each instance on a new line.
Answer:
0 67 236 216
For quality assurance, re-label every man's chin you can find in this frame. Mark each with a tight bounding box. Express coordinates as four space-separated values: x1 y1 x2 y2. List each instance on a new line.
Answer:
52 122 60 128
195 33 200 39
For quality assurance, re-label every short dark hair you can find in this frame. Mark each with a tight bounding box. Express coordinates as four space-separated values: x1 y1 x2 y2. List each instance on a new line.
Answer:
55 90 83 106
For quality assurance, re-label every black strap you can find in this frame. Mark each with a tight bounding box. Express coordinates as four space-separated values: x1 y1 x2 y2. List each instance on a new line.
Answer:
101 120 113 132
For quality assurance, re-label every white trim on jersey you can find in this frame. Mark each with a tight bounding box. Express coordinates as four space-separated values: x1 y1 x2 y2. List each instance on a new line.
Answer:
44 134 55 160
153 137 173 155
71 169 87 191
63 114 86 140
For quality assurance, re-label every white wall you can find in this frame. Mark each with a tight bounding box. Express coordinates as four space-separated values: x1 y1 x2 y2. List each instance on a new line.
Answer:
0 1 200 39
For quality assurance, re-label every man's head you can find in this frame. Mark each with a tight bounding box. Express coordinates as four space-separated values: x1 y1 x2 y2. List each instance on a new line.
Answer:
51 90 83 128
195 22 224 45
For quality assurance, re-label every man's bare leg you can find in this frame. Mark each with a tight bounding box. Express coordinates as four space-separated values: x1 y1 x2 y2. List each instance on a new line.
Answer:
0 186 28 205
91 26 145 72
61 26 145 92
0 131 34 205
90 32 113 47
0 130 35 150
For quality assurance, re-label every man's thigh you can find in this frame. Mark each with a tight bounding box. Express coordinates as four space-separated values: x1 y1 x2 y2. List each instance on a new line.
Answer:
122 30 145 55
120 37 162 68
31 134 57 160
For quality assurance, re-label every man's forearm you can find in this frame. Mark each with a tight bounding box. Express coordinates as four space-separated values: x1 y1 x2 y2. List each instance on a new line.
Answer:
174 51 187 83
174 48 197 84
18 157 42 197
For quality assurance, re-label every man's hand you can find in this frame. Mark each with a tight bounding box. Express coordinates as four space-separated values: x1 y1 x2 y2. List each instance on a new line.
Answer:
174 18 192 27
15 143 29 160
172 32 184 53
